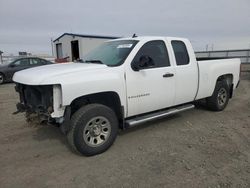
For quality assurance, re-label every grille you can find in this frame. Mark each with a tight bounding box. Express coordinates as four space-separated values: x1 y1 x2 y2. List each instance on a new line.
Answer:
16 84 53 114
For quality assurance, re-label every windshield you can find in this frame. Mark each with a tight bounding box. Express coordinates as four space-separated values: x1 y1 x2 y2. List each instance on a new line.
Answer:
83 40 138 66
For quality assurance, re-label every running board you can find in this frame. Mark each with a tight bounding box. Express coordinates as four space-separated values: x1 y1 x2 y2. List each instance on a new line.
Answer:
125 104 194 127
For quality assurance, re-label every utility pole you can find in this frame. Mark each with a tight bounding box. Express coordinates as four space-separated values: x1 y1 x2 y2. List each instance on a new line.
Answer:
50 38 54 57
205 44 208 51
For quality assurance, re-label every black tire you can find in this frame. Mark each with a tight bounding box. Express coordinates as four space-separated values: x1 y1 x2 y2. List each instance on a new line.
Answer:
206 80 230 111
0 73 4 84
67 104 118 156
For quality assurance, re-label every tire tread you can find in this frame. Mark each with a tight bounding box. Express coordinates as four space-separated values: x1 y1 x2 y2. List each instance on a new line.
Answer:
67 104 118 156
206 80 229 111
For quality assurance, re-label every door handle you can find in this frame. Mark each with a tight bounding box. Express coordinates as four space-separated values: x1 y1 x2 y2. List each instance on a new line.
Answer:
163 73 174 78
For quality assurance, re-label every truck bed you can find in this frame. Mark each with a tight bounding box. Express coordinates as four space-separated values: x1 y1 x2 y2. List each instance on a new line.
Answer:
196 57 233 61
195 58 241 100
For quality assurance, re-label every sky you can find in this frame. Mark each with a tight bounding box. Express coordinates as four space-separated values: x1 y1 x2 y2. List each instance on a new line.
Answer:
0 0 250 55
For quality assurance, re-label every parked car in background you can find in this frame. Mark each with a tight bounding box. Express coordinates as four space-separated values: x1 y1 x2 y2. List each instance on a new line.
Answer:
0 57 52 84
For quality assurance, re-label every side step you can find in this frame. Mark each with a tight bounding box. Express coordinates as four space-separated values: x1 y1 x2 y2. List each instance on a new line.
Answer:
125 104 194 127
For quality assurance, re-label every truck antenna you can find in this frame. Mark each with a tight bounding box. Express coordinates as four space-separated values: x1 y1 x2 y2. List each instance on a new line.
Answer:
132 33 137 38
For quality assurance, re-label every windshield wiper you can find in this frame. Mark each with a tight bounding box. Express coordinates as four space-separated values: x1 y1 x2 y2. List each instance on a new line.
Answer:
85 60 104 64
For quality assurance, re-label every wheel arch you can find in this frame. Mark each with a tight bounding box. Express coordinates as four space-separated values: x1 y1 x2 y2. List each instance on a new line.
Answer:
0 72 5 76
69 91 124 128
216 74 234 98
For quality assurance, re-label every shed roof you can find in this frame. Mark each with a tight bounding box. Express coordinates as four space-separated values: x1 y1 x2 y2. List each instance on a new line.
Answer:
53 33 119 42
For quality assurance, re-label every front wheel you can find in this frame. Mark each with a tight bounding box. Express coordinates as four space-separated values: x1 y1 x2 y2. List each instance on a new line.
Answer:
0 73 4 84
67 104 118 156
206 81 230 111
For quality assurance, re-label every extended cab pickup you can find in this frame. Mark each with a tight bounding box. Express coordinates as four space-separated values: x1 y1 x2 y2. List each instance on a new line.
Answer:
13 36 241 156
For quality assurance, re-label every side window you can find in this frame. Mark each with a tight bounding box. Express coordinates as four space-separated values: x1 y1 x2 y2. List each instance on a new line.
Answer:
13 60 21 66
13 59 29 66
133 40 170 69
30 58 42 65
40 59 48 64
171 41 190 66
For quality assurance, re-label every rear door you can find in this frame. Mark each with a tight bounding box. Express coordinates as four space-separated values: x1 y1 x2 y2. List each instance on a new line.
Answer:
170 40 198 105
125 40 176 117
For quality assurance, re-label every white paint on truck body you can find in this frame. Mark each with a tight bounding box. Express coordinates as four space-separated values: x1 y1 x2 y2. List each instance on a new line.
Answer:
196 58 240 99
13 36 241 119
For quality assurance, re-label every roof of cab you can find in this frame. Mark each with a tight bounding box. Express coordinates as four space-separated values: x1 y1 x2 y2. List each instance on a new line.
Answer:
110 36 188 42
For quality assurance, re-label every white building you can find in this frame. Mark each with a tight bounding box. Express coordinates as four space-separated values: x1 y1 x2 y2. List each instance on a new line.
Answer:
53 33 118 61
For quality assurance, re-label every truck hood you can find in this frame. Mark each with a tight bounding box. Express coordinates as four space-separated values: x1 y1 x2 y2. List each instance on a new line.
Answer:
13 62 108 85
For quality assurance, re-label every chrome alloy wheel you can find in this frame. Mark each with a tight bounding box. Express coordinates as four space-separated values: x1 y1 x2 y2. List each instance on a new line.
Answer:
83 116 111 147
217 88 227 106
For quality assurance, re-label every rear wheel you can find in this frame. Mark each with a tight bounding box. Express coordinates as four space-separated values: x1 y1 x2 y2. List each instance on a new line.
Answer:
0 73 4 84
67 104 118 156
206 81 229 111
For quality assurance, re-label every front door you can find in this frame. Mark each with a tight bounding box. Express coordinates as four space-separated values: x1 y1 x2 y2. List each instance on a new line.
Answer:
71 40 80 61
56 43 63 59
7 58 30 80
126 40 175 117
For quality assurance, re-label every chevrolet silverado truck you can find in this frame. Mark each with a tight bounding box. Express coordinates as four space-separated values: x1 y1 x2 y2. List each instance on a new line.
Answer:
13 36 241 156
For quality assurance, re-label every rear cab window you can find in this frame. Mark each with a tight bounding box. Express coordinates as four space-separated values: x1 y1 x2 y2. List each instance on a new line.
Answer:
171 40 190 66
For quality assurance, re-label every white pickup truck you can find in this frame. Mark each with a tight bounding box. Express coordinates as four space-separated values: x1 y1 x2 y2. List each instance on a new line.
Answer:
13 36 241 156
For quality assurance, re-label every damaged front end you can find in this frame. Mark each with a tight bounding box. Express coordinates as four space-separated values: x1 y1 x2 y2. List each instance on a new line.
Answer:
14 84 54 124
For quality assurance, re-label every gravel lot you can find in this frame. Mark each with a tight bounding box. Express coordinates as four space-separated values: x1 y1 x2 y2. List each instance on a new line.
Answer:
0 71 250 188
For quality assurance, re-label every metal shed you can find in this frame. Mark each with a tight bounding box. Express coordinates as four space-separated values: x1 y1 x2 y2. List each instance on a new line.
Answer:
53 33 119 62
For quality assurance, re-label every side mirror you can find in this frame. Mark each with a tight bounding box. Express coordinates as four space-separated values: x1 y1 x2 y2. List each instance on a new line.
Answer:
131 61 139 71
139 55 154 68
131 55 155 72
